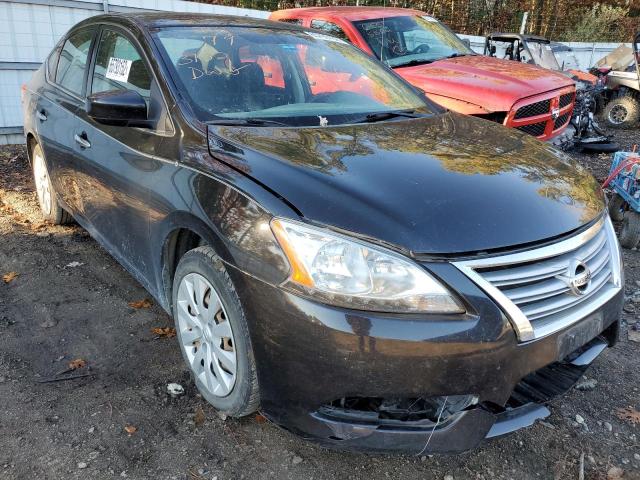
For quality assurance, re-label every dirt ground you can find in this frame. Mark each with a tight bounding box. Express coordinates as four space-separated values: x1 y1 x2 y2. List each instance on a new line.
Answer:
1 128 640 480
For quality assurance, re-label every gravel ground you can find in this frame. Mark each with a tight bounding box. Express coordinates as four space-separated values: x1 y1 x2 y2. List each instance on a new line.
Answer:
1 128 640 480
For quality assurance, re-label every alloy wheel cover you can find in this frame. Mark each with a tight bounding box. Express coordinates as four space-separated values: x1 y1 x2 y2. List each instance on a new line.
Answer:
176 272 237 397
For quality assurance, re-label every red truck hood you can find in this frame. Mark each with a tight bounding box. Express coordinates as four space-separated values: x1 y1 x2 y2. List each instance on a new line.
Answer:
396 55 575 112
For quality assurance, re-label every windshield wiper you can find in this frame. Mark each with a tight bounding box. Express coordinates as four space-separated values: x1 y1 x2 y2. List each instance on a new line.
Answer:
393 58 434 68
207 118 290 127
438 52 475 60
358 110 423 123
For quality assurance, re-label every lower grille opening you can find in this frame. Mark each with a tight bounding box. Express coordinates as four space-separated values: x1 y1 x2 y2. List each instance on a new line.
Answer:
317 395 477 428
506 334 610 409
516 121 547 137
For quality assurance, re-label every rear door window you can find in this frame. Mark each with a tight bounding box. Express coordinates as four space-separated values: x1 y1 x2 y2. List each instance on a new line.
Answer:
55 28 95 96
310 20 350 43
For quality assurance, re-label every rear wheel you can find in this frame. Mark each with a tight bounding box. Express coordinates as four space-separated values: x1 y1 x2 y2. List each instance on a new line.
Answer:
604 94 640 128
31 143 73 224
608 194 626 222
172 246 259 417
619 211 640 249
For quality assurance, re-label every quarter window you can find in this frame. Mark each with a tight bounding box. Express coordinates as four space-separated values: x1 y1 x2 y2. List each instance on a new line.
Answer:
309 20 350 43
55 28 95 95
91 29 152 101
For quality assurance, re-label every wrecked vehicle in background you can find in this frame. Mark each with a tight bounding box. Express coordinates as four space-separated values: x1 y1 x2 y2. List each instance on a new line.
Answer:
485 33 598 86
24 13 624 454
484 33 617 151
601 32 640 128
271 7 577 145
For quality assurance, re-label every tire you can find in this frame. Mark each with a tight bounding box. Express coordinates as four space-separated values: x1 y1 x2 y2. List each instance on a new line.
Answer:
619 211 640 249
604 95 640 128
172 246 259 417
31 142 73 225
580 141 620 153
608 193 626 222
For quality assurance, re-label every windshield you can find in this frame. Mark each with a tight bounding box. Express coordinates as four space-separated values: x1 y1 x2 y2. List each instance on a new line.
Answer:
153 26 432 126
352 15 474 68
551 44 580 71
527 40 560 70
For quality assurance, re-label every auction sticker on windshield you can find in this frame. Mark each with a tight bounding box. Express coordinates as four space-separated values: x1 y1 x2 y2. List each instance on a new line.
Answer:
421 15 439 22
106 57 132 82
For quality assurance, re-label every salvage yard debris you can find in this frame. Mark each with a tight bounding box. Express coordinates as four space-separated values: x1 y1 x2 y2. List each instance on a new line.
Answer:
65 261 84 268
167 383 184 397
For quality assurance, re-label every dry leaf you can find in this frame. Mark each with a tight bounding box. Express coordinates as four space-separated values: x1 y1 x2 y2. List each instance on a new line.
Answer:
129 298 153 309
151 327 176 338
607 466 625 480
616 406 640 426
194 407 206 427
255 413 267 424
124 425 137 435
68 358 86 370
2 272 18 284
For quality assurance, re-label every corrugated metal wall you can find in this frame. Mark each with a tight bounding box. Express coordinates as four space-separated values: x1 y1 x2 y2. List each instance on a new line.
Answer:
0 0 268 145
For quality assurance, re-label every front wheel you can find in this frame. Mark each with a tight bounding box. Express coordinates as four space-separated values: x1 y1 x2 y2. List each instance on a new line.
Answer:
172 246 259 417
31 142 73 224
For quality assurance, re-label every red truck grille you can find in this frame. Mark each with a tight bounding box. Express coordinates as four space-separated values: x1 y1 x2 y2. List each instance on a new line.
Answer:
514 99 551 120
505 87 575 141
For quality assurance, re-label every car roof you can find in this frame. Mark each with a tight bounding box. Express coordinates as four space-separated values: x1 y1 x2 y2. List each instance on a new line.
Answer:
274 6 426 21
75 12 303 31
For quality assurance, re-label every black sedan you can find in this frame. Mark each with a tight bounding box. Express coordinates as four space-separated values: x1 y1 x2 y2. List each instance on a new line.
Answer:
22 13 623 453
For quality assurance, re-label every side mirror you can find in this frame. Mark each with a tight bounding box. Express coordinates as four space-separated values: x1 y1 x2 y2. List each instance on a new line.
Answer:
86 89 150 128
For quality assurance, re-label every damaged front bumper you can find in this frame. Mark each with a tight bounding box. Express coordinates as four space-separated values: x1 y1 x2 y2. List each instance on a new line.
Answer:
229 257 623 454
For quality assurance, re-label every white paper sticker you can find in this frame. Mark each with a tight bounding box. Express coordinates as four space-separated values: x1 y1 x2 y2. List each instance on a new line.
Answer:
106 57 132 82
305 31 348 44
421 15 439 22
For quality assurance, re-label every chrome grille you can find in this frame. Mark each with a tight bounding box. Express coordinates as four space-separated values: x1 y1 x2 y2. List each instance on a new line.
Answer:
454 217 622 342
514 100 551 119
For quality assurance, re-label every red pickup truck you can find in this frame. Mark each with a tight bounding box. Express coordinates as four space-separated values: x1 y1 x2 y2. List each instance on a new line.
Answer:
270 7 576 143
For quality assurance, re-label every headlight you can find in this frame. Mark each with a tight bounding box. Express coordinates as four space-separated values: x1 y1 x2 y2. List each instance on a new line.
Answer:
271 218 464 314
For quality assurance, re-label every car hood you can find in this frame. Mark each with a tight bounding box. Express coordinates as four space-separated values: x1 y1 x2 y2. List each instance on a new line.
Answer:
396 55 575 112
207 113 604 255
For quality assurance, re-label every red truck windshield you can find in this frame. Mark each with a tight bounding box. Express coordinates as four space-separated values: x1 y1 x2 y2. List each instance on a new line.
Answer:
352 15 474 68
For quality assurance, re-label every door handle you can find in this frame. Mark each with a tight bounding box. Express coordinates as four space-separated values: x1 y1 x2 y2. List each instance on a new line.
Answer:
74 132 91 149
36 109 47 121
